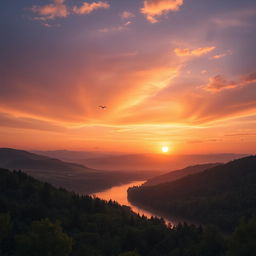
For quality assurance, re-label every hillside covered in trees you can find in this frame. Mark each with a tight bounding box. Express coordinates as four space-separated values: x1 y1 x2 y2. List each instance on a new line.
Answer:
143 163 221 186
128 156 256 231
2 167 256 255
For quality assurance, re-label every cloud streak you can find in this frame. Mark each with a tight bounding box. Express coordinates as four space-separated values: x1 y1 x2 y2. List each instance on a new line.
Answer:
205 72 256 92
205 75 237 92
174 46 216 57
120 11 135 19
73 1 110 15
31 0 109 21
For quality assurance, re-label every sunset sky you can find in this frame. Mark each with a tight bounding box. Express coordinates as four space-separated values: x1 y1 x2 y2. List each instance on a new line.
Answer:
1 0 256 154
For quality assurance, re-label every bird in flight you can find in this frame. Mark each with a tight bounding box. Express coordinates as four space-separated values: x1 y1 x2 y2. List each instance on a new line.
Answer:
98 105 107 109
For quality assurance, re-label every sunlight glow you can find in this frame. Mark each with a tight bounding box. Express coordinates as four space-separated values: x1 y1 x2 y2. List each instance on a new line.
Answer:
161 146 169 153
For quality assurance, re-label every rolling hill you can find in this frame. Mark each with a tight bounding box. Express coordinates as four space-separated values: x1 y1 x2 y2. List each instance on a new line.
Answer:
143 163 221 186
0 148 155 194
128 156 256 231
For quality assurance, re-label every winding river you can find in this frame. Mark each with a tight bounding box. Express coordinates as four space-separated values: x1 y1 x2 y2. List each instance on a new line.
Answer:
93 180 182 226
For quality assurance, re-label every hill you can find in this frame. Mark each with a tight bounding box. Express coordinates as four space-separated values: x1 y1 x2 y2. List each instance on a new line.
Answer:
0 148 156 194
32 149 115 164
128 156 256 231
143 163 221 186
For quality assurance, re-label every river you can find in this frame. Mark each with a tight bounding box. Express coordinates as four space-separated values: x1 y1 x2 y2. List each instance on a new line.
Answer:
93 180 182 226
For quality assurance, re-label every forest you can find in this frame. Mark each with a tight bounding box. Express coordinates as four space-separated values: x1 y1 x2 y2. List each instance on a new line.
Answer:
1 166 256 256
128 156 256 231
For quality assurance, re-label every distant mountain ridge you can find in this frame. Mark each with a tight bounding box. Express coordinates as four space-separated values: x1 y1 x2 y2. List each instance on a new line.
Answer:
82 153 246 171
0 148 156 194
32 149 115 164
32 149 247 172
128 156 256 231
0 148 90 171
143 163 221 186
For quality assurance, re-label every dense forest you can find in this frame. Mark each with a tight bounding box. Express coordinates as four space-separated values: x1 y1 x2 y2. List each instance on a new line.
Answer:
1 167 256 255
128 156 256 231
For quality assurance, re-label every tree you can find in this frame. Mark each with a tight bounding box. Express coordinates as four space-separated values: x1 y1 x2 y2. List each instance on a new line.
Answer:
16 218 72 256
118 251 141 256
0 213 12 242
0 213 12 254
195 225 226 256
227 217 256 256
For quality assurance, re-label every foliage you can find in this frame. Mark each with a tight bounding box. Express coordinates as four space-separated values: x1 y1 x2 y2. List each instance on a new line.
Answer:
227 217 256 256
118 251 141 256
16 219 72 256
0 166 255 256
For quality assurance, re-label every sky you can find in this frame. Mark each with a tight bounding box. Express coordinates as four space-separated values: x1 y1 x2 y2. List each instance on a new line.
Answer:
0 0 256 154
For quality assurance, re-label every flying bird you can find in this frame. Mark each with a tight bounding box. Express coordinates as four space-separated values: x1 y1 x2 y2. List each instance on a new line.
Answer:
98 105 107 109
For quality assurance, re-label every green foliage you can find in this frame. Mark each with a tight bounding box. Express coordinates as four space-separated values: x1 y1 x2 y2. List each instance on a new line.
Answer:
16 219 72 256
0 213 12 241
0 212 12 255
194 225 226 256
118 251 141 256
227 217 256 256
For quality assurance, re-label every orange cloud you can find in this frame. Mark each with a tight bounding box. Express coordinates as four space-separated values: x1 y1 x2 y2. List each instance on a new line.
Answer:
205 72 256 92
31 0 109 21
243 72 256 84
73 1 110 15
211 50 232 60
120 11 135 19
31 0 68 20
141 0 183 23
212 53 227 59
175 46 216 57
205 75 237 92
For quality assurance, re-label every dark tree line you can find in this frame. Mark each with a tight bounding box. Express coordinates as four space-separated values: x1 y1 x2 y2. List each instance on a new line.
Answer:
0 167 256 255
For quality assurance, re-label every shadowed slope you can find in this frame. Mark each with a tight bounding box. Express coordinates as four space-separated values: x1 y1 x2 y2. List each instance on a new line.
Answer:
128 156 256 231
143 163 221 186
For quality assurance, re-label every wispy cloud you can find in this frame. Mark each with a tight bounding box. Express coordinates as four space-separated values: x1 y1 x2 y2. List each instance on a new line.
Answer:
174 46 216 57
31 0 109 21
211 50 232 60
120 11 135 19
243 72 256 85
73 1 110 15
31 0 68 20
205 72 256 92
212 8 256 28
141 0 184 23
205 75 237 92
98 21 132 33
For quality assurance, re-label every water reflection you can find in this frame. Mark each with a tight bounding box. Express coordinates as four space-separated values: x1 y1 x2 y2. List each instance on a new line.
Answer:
93 180 176 226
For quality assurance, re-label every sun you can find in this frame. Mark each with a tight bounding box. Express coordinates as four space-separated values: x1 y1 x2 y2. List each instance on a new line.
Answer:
161 146 169 153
